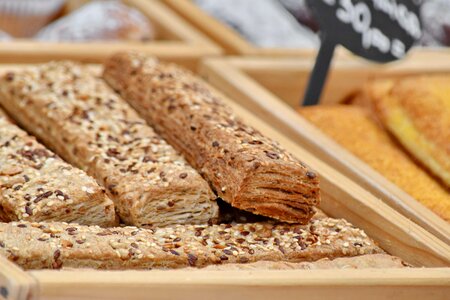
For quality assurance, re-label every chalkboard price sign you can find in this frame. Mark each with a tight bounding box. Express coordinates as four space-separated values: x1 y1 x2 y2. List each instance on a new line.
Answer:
302 0 422 106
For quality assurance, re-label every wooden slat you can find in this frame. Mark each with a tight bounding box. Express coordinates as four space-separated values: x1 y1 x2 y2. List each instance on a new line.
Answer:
0 256 38 300
199 57 450 246
30 268 450 300
0 41 219 71
226 48 450 106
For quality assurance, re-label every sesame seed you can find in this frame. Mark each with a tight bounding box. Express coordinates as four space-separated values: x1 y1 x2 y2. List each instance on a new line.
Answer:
25 206 33 216
53 249 61 260
306 171 316 179
170 250 180 256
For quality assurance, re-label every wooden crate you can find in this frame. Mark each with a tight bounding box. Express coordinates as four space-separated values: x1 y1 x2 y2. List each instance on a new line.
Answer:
199 48 450 245
0 0 221 70
1 59 450 300
163 0 349 58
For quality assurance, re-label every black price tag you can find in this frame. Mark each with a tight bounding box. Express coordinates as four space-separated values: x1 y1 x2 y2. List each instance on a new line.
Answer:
302 0 422 106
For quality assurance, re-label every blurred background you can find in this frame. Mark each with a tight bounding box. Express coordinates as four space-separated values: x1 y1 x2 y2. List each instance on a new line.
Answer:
0 0 448 48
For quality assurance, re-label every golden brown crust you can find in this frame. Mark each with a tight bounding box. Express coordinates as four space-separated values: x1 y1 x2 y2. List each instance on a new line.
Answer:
0 63 219 227
298 105 450 222
0 218 382 270
366 76 450 188
0 111 117 226
103 52 320 224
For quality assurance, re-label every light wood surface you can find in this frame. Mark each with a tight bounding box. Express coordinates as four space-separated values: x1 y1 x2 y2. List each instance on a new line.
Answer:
0 61 449 300
0 41 215 71
199 54 450 245
30 268 450 300
0 0 221 67
0 256 37 300
227 48 450 106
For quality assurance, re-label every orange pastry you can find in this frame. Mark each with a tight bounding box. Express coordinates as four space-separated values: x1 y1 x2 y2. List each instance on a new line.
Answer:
298 105 450 221
367 76 450 188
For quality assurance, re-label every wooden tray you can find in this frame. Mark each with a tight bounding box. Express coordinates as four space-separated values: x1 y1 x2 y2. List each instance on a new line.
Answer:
0 0 221 70
199 48 450 245
1 60 449 300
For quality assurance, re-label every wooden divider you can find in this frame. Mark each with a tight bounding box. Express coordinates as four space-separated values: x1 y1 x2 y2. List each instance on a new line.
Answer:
0 256 38 300
30 268 450 300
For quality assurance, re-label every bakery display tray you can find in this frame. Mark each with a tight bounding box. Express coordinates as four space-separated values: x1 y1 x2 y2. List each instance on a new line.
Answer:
0 58 449 300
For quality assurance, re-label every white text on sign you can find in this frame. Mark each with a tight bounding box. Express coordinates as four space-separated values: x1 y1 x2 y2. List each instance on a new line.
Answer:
322 0 421 58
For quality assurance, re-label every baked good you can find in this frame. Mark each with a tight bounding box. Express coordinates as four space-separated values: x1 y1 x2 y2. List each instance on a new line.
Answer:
197 254 407 270
298 105 450 221
0 0 65 37
0 62 219 227
103 52 320 224
0 109 116 226
367 76 450 188
36 1 153 42
0 217 383 270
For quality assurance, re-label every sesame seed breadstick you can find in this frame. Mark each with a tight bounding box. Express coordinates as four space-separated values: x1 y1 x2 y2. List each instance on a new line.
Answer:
0 110 117 226
196 254 407 270
0 218 383 270
103 52 320 224
0 62 219 227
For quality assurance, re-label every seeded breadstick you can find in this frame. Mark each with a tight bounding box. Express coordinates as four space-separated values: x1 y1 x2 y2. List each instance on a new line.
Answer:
0 111 116 226
103 52 320 224
0 218 382 270
0 62 219 227
196 254 408 270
